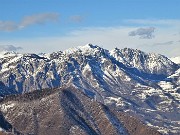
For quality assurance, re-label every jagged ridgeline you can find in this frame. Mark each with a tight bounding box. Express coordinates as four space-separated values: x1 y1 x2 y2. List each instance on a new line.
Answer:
0 44 180 134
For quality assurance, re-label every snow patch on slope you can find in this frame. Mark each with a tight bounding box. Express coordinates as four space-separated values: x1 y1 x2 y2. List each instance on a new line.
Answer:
0 102 16 112
0 127 4 131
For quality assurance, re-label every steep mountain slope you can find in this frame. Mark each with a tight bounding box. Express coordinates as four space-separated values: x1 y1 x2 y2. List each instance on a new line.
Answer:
0 44 179 134
0 86 161 135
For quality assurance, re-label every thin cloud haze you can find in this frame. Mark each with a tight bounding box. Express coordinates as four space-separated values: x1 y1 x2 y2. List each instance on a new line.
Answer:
0 21 18 32
152 41 174 46
20 13 59 28
0 13 59 32
128 27 155 39
69 15 84 23
124 19 180 26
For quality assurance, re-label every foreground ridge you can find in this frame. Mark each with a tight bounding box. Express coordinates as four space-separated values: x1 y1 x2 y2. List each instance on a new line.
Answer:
0 86 161 135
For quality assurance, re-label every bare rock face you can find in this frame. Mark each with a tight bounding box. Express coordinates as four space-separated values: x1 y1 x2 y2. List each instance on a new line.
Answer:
0 87 161 135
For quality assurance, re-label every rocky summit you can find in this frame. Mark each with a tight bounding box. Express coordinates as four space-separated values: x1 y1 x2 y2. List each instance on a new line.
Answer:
0 44 180 135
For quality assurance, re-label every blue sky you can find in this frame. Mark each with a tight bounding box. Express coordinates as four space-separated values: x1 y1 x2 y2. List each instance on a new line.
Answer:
0 0 180 57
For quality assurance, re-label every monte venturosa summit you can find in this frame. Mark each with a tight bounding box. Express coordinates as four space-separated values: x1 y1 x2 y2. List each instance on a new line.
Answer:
0 44 180 134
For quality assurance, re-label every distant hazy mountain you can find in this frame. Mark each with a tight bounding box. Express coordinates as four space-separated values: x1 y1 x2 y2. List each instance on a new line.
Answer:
170 56 180 64
0 44 179 134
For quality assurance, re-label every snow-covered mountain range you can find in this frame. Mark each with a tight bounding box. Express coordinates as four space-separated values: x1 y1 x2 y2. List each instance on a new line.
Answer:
0 44 180 134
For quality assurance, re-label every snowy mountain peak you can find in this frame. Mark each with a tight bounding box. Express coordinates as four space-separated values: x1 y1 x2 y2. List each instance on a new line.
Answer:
82 43 98 49
76 43 102 52
63 44 108 58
